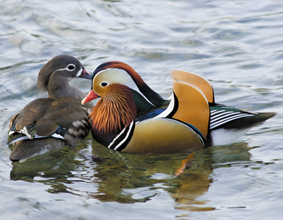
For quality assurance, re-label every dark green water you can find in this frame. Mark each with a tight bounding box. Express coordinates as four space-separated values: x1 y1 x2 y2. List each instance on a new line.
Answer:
1 0 283 219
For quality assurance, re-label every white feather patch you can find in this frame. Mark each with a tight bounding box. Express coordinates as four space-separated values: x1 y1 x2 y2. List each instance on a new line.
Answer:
94 68 156 106
210 128 251 146
9 134 65 145
76 68 83 77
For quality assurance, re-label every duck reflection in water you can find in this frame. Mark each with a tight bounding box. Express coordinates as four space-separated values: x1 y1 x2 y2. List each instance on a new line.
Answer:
87 142 251 211
10 141 251 211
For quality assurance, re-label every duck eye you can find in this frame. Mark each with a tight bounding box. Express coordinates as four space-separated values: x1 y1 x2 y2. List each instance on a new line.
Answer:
67 64 76 71
101 82 108 87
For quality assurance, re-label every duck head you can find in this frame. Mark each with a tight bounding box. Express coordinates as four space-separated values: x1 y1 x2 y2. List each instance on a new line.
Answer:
37 55 92 98
83 61 166 109
82 62 137 135
81 62 168 139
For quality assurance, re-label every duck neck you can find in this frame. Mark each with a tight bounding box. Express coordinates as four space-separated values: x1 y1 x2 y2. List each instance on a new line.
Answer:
47 74 84 99
131 89 163 113
137 83 166 107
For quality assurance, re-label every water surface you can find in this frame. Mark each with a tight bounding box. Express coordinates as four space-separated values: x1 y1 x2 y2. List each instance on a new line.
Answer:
1 0 283 219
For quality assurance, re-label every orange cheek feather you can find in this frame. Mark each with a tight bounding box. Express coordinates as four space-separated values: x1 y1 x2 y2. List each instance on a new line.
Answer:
88 84 137 134
81 90 99 105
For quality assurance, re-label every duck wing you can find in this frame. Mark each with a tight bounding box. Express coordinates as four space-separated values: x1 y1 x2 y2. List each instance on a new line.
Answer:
209 103 275 130
8 97 90 145
171 70 214 103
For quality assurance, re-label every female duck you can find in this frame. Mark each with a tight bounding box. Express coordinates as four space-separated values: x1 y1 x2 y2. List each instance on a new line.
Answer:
8 55 93 161
82 61 275 153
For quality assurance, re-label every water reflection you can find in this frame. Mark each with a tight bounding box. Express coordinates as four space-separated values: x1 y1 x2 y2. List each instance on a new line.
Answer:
10 146 78 181
10 140 252 212
89 142 251 211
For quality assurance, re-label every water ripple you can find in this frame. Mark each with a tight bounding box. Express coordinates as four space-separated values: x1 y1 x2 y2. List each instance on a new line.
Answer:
1 0 283 219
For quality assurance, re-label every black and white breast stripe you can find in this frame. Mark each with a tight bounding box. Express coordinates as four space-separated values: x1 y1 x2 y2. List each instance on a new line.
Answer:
106 91 176 152
107 121 135 151
156 92 178 119
210 109 254 130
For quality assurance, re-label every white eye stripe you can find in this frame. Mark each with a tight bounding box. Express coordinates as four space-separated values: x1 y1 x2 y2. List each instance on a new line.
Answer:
57 63 77 72
76 68 83 77
92 68 111 80
94 68 155 106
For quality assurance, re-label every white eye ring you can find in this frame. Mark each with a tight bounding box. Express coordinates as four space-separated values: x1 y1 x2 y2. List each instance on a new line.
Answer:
101 81 109 87
67 64 76 71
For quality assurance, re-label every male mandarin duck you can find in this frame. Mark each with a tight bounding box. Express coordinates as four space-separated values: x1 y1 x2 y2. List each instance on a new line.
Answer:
8 55 93 161
81 61 275 154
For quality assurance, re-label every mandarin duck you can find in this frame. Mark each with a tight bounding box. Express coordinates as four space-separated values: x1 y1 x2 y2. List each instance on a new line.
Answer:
8 55 93 161
82 61 275 154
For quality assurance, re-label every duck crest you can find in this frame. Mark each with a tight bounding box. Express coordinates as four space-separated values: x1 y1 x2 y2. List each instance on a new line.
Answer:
89 84 137 134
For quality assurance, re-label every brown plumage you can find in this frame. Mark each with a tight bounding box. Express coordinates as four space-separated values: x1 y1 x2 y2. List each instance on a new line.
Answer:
8 55 92 161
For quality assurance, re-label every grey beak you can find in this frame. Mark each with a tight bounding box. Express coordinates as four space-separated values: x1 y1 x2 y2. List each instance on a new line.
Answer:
79 69 92 79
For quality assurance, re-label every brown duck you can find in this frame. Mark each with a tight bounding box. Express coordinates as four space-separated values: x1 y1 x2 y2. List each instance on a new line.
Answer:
8 55 93 161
